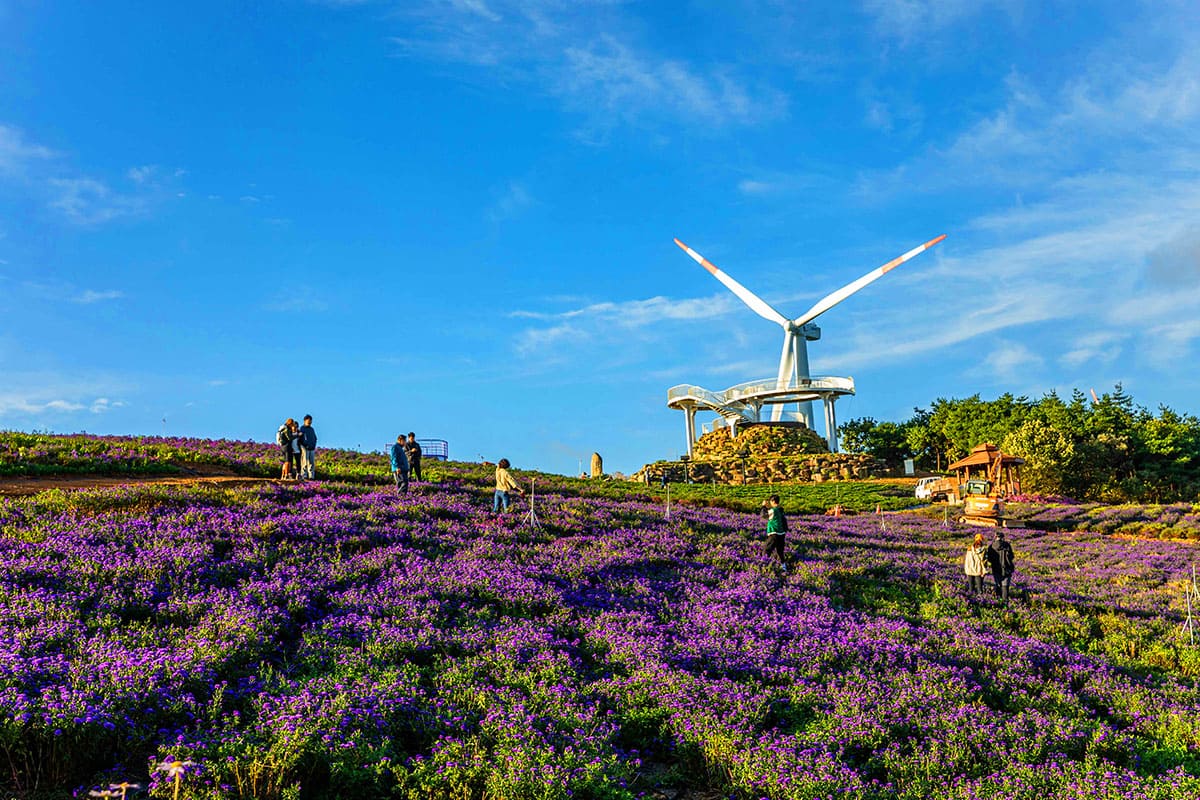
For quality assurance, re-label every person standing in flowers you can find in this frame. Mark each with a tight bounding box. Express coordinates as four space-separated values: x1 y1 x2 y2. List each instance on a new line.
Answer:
964 532 988 595
389 434 410 494
987 529 1016 602
760 494 789 573
288 419 303 481
299 415 318 480
276 418 296 480
493 458 524 513
405 432 423 482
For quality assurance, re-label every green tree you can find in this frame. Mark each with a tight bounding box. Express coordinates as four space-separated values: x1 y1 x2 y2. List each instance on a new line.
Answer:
838 417 912 467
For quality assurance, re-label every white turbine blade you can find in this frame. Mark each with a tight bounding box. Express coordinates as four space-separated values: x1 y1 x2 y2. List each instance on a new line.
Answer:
674 238 788 327
792 234 946 327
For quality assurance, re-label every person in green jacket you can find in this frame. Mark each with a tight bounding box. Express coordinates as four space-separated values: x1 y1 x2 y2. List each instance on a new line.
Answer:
760 494 788 573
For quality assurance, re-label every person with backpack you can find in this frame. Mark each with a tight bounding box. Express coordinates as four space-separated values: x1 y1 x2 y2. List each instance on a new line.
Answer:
288 420 303 480
389 434 410 494
276 418 296 480
760 495 789 573
987 529 1016 602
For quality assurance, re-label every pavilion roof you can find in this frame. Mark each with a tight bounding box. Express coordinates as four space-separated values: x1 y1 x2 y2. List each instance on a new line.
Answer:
947 442 1026 470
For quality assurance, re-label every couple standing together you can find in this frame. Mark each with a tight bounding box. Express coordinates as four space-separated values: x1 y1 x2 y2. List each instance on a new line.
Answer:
276 416 317 480
389 433 423 493
964 530 1016 602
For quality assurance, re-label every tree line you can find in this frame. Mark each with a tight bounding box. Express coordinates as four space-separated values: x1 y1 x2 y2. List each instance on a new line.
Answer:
839 386 1200 503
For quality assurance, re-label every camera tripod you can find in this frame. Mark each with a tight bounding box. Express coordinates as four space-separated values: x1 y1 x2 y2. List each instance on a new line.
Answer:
525 478 541 532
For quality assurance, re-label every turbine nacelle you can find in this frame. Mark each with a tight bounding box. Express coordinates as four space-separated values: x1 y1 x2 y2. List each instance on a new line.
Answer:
788 322 820 341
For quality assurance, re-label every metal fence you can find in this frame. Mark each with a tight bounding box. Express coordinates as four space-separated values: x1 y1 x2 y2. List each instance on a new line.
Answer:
380 439 449 461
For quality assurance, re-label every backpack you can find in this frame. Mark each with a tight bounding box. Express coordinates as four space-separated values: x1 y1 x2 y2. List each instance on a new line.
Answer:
276 425 289 446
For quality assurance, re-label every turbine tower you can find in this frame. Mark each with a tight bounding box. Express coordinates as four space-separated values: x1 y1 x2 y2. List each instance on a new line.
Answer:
674 234 946 429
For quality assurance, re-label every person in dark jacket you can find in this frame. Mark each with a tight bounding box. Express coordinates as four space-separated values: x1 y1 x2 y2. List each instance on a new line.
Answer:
986 529 1016 602
299 415 318 480
760 495 788 573
389 434 410 494
405 432 422 482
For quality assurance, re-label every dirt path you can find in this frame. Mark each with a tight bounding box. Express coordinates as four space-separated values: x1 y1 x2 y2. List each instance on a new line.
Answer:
0 473 280 496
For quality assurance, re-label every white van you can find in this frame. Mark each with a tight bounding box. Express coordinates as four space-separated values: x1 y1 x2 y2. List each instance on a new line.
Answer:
914 477 940 500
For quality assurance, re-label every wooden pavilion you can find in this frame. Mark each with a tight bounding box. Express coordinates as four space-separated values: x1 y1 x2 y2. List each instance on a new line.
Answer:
946 443 1024 498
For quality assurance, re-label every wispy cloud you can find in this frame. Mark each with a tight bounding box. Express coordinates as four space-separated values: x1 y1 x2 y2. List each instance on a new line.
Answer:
265 288 330 313
1 122 183 225
862 0 1018 45
0 391 127 415
0 124 56 174
382 1 783 133
513 293 736 326
1059 332 1124 369
48 177 153 225
71 289 124 304
486 181 534 222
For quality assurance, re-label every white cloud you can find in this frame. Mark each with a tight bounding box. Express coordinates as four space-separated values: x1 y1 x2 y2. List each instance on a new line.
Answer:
512 293 737 328
0 393 125 415
384 1 783 131
48 177 147 225
0 124 56 174
513 321 581 357
72 289 124 304
1059 332 1124 369
862 0 1018 44
127 165 157 184
980 342 1044 383
738 179 773 195
487 181 534 222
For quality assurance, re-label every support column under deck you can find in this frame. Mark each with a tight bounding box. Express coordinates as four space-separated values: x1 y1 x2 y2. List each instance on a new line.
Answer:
824 396 839 453
684 407 697 458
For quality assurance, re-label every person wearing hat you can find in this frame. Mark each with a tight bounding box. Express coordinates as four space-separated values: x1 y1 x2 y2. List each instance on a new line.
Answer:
963 533 988 595
987 529 1016 603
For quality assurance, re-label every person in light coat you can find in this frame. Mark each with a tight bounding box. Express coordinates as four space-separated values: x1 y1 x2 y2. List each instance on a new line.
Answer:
963 533 988 595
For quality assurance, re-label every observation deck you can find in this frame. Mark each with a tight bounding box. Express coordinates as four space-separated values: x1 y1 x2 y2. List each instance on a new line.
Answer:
667 376 855 456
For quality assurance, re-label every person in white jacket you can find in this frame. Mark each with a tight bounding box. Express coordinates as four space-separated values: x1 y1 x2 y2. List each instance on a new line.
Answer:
963 533 988 595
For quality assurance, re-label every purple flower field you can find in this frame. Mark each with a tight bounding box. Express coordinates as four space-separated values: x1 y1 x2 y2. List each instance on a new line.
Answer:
1 466 1198 799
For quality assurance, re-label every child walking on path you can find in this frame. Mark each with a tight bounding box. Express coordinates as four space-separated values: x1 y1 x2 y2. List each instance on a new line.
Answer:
760 495 788 573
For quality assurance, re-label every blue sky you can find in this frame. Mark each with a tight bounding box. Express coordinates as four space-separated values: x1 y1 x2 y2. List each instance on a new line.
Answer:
2 1 1199 476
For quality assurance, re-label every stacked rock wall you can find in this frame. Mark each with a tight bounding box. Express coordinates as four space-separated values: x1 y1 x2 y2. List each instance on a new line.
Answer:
636 424 887 485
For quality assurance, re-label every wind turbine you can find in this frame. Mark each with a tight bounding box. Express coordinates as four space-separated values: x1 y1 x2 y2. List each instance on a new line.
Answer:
673 234 946 428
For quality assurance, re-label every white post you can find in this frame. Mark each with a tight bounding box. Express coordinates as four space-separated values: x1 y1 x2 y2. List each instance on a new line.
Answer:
684 408 697 458
824 396 839 452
